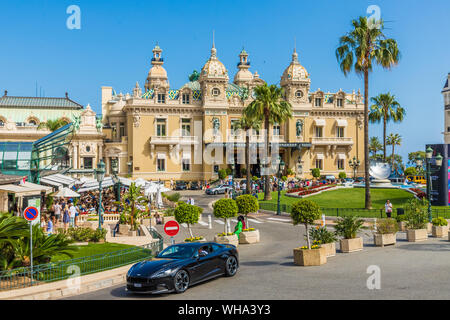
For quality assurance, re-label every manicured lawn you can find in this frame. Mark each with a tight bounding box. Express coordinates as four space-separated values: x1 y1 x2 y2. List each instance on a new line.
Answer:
258 188 415 209
52 242 136 262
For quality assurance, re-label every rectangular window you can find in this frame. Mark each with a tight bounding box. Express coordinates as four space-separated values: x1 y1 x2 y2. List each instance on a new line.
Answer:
315 98 322 107
182 93 190 104
231 120 240 135
156 119 166 136
315 126 323 138
84 157 93 169
157 159 165 172
337 127 345 138
182 159 190 171
111 123 117 139
337 159 345 170
181 118 191 136
273 123 281 136
157 94 166 104
315 159 323 170
119 122 125 138
337 98 343 107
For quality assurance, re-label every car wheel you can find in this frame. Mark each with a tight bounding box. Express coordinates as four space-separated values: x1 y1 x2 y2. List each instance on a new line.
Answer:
214 191 218 195
174 270 190 293
225 256 238 277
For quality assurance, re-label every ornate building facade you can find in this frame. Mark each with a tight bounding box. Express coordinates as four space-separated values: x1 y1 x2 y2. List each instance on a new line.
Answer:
443 73 450 143
102 44 365 181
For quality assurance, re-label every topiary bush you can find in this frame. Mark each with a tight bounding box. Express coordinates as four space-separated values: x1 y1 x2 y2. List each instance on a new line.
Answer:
311 168 321 179
432 217 448 227
236 194 259 228
166 193 181 203
174 202 202 238
339 172 347 179
213 198 238 233
290 199 321 249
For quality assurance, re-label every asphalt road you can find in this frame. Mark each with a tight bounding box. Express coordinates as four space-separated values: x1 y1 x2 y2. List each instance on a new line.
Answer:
64 191 450 300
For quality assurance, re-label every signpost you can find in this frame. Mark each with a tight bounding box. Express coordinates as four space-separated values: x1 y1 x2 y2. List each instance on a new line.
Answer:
23 206 39 284
164 220 180 245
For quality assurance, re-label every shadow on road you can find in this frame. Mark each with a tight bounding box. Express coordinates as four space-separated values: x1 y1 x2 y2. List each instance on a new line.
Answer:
397 243 450 252
240 261 279 267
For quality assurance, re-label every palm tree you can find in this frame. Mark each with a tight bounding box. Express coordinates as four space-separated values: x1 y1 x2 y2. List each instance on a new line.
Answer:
0 213 29 246
386 133 402 169
369 136 383 159
37 118 69 132
120 182 148 231
369 93 405 161
244 83 293 201
235 115 262 194
336 16 400 209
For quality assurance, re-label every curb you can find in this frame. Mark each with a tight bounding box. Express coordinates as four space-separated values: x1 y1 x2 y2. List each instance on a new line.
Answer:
0 263 135 300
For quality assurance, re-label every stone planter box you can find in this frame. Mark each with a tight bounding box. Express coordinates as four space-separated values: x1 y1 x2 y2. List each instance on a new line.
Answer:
293 247 327 266
214 234 239 247
432 225 449 238
321 242 336 257
239 230 260 244
407 229 428 242
374 233 396 247
426 223 432 234
184 238 207 243
119 224 130 235
128 230 137 237
398 221 407 232
340 237 363 253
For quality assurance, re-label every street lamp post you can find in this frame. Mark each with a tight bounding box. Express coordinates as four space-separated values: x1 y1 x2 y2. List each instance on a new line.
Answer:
95 159 106 230
348 156 361 180
415 147 443 222
276 160 285 216
231 163 236 200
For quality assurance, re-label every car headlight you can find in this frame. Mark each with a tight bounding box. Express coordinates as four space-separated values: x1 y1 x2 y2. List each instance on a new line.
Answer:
151 268 175 278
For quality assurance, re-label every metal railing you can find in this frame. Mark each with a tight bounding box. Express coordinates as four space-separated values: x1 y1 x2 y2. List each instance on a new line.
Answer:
0 240 162 291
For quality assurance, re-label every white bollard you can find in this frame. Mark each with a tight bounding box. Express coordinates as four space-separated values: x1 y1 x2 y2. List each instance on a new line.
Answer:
322 214 326 226
208 215 212 229
227 219 231 234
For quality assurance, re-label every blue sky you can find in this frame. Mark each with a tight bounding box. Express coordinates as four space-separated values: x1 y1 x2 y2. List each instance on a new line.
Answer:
0 0 449 163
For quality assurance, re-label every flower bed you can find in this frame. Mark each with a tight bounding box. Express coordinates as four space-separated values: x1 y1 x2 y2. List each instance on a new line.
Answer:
297 185 337 197
287 183 337 194
409 188 426 199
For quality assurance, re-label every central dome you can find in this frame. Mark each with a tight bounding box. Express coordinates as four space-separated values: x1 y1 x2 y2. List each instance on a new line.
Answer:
281 49 309 84
201 46 228 78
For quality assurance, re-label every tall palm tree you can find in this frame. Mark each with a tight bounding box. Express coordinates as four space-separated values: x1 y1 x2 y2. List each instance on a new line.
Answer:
369 136 383 159
244 83 293 201
235 115 262 194
120 182 148 231
369 93 405 161
336 16 400 209
386 133 402 169
37 118 69 132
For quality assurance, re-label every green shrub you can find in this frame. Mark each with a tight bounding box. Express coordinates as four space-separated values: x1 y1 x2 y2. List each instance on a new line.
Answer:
338 172 347 179
281 176 287 181
225 168 232 176
67 227 93 242
404 198 428 230
252 176 259 181
309 226 337 244
213 198 238 233
376 218 399 234
167 193 181 203
396 214 407 222
174 202 202 238
432 217 448 226
334 216 366 239
290 199 321 249
287 168 295 176
311 168 320 178
218 169 227 180
164 208 175 217
90 228 107 242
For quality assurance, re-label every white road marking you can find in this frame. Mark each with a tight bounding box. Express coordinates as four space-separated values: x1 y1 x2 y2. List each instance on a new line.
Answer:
181 223 188 228
198 221 208 226
248 218 263 224
231 219 238 223
214 219 225 225
267 217 291 222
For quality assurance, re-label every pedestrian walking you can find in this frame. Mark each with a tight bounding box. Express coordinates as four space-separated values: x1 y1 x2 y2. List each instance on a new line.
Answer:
385 200 393 218
69 202 77 228
46 216 53 235
62 204 70 231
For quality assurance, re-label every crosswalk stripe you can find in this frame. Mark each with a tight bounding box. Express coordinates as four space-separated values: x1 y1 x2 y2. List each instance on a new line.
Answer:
231 219 238 223
214 219 225 225
198 221 208 226
267 217 290 222
248 218 263 224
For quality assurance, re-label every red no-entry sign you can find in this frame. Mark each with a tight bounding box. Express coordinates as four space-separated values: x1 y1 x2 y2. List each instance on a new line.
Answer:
24 206 39 222
164 220 180 237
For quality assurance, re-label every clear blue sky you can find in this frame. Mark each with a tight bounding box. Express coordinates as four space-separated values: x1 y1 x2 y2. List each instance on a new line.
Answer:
0 0 449 163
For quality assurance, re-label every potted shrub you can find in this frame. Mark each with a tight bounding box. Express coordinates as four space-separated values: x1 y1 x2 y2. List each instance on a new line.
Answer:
184 236 206 243
236 194 260 244
213 198 239 246
405 198 428 242
431 217 449 238
396 214 408 231
309 226 337 257
290 199 326 266
373 218 398 247
335 216 366 253
162 208 176 224
174 202 202 239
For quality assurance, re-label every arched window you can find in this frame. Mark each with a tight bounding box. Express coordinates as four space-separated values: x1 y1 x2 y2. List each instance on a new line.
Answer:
295 90 303 99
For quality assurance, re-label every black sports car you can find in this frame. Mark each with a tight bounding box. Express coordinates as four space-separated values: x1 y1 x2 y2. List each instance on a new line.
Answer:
126 242 239 294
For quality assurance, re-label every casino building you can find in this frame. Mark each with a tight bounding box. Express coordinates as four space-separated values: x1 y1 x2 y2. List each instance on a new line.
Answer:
101 44 365 182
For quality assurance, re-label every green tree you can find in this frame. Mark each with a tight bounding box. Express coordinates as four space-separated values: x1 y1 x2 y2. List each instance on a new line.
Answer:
290 199 321 249
174 202 202 238
244 83 293 201
339 172 347 179
336 16 401 209
369 136 383 159
213 198 238 233
120 182 148 230
404 167 417 177
386 133 402 169
408 151 426 175
311 168 321 179
37 118 69 132
218 169 227 180
369 93 405 161
236 194 259 228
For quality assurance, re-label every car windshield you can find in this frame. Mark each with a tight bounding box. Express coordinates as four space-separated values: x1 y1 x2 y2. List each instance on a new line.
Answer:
156 245 197 259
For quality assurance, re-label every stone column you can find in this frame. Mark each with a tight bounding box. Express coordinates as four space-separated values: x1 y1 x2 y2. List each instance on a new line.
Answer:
73 143 78 169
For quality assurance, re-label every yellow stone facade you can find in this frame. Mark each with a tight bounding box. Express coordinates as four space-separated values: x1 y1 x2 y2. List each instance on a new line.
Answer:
101 45 365 182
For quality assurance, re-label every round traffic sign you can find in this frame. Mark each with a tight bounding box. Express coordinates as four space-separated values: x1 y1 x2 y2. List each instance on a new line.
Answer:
23 206 39 222
164 220 180 237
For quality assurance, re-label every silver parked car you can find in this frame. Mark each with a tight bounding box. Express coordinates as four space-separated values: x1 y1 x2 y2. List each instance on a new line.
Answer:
205 184 233 195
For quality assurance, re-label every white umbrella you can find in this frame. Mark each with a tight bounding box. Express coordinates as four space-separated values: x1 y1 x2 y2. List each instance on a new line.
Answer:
134 178 148 188
53 187 81 198
156 185 163 208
